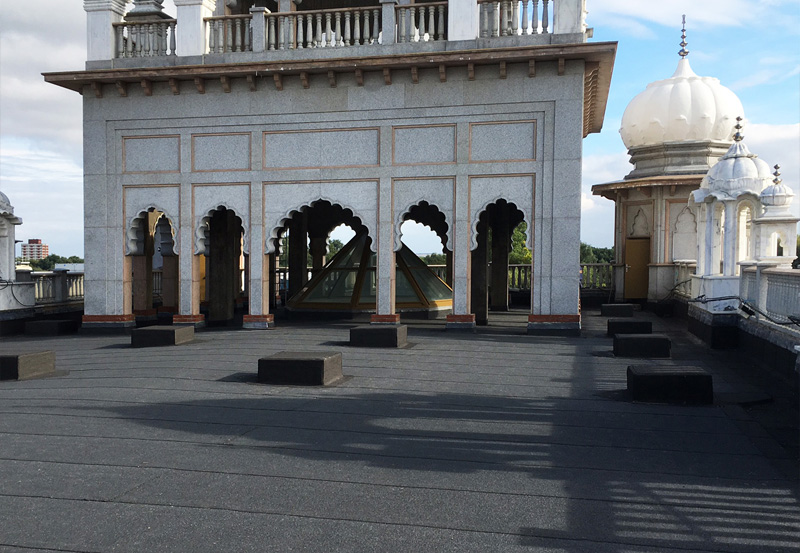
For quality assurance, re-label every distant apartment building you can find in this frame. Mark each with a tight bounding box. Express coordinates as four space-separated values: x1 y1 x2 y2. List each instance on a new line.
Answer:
20 239 49 261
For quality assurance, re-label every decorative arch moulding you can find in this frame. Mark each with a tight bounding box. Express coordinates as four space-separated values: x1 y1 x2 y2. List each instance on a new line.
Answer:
262 181 379 255
192 183 251 256
468 174 535 251
391 177 455 252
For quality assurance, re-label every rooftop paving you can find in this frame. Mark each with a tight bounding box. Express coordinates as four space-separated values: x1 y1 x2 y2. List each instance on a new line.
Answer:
1 308 798 552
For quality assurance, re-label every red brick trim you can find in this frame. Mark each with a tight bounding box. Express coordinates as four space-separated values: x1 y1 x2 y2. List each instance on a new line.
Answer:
371 314 401 324
243 314 274 323
173 314 206 324
447 314 476 323
527 315 581 323
82 314 135 323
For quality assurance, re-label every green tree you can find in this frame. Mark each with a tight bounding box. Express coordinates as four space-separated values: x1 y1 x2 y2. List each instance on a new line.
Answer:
509 222 532 265
29 254 85 271
327 239 345 259
421 253 446 265
580 243 614 264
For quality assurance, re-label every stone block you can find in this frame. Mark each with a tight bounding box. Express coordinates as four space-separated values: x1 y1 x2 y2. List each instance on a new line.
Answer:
130 325 194 348
607 319 652 337
25 320 79 336
350 324 408 348
258 351 343 386
627 365 713 404
0 351 58 381
613 334 671 358
601 304 635 317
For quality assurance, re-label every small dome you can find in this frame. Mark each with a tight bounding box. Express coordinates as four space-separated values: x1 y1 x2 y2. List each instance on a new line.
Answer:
702 138 773 197
620 58 744 150
761 166 794 208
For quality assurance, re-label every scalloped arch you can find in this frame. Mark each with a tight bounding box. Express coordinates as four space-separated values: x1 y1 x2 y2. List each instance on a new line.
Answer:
394 201 452 252
265 196 374 254
194 204 249 255
469 198 531 251
126 206 178 256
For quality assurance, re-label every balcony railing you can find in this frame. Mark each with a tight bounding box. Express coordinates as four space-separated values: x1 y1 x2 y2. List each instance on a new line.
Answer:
206 15 252 53
396 3 447 43
113 19 177 59
31 271 85 304
580 263 613 291
673 261 696 299
479 0 554 38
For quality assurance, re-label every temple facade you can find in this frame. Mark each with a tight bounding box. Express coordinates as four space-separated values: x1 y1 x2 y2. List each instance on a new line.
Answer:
47 0 615 333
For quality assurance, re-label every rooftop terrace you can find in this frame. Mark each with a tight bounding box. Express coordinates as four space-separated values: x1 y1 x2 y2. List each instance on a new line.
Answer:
1 308 797 551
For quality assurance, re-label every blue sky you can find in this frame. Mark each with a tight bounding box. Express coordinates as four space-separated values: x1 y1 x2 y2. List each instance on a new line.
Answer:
1 0 798 257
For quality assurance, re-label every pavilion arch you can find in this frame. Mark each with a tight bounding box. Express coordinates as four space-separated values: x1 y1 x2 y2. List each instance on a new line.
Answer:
265 197 373 255
735 197 759 266
470 198 532 251
195 203 248 255
396 201 450 253
127 206 178 256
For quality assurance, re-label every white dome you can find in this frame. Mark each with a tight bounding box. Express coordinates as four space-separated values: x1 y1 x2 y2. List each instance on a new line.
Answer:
702 140 773 197
620 58 744 150
761 167 794 210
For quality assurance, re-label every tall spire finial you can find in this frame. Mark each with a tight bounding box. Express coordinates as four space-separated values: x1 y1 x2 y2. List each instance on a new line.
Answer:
773 164 782 185
733 116 744 142
679 15 689 58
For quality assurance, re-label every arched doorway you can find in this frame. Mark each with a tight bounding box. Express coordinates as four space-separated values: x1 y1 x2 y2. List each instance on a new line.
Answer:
128 208 178 324
204 207 246 325
471 200 527 325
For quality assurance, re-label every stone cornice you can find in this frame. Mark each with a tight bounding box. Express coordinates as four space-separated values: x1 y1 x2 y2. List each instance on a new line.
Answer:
44 41 616 136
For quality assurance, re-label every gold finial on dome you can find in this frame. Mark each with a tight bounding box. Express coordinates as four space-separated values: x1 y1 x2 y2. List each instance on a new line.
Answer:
733 116 744 142
679 15 689 58
773 164 782 185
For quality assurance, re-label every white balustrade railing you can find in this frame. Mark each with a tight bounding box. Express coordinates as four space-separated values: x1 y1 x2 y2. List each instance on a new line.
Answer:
763 269 800 323
206 15 253 53
674 261 696 298
479 0 553 38
580 263 613 291
32 272 84 303
113 19 177 58
266 8 383 50
396 3 448 43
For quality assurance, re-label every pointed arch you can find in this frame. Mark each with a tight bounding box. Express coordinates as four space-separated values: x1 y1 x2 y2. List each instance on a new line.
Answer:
195 203 247 255
127 206 178 256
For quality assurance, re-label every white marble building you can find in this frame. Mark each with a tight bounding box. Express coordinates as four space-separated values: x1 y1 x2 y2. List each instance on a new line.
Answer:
47 0 614 333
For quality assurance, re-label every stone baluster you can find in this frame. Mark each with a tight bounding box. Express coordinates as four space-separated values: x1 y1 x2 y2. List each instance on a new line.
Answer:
114 25 124 57
161 22 169 55
315 13 322 47
234 18 242 52
542 0 549 33
427 6 434 41
354 10 361 45
217 20 225 52
278 15 285 49
344 11 351 46
225 19 233 52
491 2 499 37
335 12 343 46
398 8 407 42
268 15 276 49
412 7 419 42
323 13 331 47
142 25 150 56
305 14 313 47
521 0 529 34
480 4 489 37
437 5 445 40
373 8 381 44
362 9 370 44
288 15 296 49
418 7 426 41
512 1 519 35
207 20 214 52
296 14 304 48
136 26 144 56
501 1 509 36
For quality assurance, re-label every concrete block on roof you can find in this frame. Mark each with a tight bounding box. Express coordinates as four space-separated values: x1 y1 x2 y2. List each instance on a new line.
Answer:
0 351 59 381
350 324 408 348
258 351 343 386
131 325 194 347
614 333 671 358
607 319 652 337
627 365 713 404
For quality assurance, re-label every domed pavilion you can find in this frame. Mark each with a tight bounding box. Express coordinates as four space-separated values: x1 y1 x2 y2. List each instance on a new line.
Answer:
592 20 743 304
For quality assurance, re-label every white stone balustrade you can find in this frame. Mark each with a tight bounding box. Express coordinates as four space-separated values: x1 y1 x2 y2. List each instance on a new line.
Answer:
206 15 252 53
114 19 177 58
396 3 447 43
480 0 551 37
673 260 697 298
260 8 384 51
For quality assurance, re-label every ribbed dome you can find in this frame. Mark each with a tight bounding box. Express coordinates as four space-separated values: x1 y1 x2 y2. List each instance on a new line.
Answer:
760 167 794 210
702 140 773 197
620 58 744 150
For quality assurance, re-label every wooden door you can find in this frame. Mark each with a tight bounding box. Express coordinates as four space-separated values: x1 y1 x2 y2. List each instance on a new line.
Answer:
624 238 650 300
